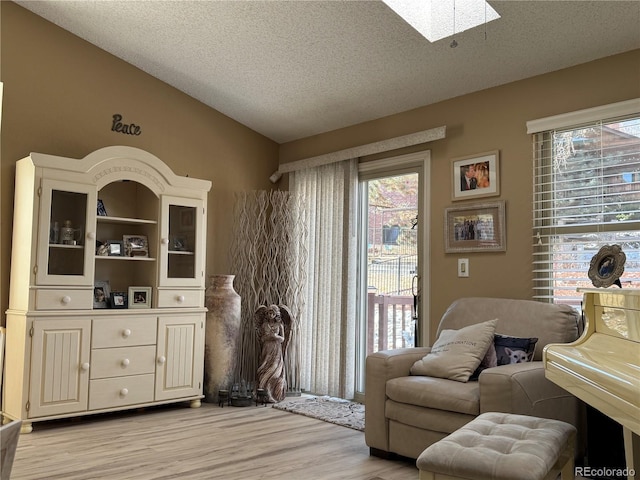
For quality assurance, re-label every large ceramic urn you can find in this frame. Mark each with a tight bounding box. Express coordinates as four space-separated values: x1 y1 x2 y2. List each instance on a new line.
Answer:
204 274 241 403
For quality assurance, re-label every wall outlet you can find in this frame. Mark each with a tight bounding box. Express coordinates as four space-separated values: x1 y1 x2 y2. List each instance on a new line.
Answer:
458 258 469 277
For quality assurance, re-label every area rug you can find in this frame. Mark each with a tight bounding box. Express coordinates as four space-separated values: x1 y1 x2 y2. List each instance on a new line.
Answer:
272 395 364 431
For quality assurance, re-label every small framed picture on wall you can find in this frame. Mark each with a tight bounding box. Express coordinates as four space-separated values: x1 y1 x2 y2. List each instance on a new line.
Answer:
451 150 500 201
444 201 506 253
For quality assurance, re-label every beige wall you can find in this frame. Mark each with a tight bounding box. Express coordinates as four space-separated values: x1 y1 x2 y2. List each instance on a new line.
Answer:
0 2 279 320
2 1 639 344
280 49 640 342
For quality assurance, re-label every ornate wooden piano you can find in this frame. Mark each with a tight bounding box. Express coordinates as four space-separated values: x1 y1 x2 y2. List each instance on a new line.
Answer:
544 288 640 480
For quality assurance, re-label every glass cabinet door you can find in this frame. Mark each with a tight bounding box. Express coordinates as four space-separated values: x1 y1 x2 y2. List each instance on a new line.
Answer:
36 179 96 286
159 195 205 287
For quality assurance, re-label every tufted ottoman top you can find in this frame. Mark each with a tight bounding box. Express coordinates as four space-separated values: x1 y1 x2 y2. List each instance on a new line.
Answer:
416 412 576 480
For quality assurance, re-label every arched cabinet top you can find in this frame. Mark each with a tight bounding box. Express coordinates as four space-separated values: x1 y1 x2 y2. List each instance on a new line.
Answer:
26 146 212 197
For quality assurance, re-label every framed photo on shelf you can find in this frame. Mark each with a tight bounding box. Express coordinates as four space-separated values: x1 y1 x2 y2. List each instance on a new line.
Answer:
107 240 124 256
444 201 506 253
451 150 500 201
588 244 626 288
128 286 152 309
110 292 128 309
123 235 149 257
93 280 111 309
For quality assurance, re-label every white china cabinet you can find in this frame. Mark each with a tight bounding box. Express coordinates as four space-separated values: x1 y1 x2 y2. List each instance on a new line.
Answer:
4 146 211 432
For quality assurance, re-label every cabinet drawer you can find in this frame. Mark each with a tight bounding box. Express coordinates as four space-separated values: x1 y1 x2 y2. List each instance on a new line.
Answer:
35 289 92 310
156 289 203 308
90 345 156 379
89 374 155 410
92 317 157 348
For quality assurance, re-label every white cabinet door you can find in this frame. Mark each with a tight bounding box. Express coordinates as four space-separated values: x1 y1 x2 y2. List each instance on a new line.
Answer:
155 314 204 401
36 179 97 286
158 196 205 288
29 318 91 418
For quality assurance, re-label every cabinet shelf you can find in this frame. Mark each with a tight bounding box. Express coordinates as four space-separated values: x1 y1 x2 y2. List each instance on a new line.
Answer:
95 255 156 261
97 216 157 225
168 250 195 256
49 243 84 249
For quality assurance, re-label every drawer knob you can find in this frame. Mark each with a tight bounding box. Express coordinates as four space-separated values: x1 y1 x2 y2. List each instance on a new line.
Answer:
161 238 169 245
121 358 130 367
61 295 71 305
87 231 96 240
81 362 90 371
158 356 166 365
120 388 129 397
122 329 132 338
177 295 185 303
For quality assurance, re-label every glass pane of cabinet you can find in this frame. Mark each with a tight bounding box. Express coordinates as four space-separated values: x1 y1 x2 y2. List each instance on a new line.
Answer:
160 196 204 287
168 204 197 279
37 179 96 286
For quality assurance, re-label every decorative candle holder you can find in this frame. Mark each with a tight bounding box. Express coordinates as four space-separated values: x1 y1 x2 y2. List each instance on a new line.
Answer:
229 381 253 407
218 389 229 408
256 388 269 407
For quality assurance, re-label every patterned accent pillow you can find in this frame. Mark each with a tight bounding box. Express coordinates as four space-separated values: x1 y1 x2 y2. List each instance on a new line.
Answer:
494 334 538 365
470 334 539 380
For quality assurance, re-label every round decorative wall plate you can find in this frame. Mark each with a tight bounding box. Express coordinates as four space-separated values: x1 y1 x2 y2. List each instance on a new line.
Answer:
588 244 626 288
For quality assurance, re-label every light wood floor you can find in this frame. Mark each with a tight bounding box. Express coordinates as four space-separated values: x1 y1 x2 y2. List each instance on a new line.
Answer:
10 401 418 480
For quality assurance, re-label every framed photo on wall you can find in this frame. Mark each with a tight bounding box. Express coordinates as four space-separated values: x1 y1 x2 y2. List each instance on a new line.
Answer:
128 286 152 309
445 201 506 253
451 150 500 201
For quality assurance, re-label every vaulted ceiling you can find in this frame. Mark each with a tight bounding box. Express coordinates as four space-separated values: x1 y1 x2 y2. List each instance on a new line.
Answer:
15 0 640 143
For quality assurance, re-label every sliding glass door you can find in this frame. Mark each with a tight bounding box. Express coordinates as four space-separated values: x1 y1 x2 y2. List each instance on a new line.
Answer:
354 152 429 399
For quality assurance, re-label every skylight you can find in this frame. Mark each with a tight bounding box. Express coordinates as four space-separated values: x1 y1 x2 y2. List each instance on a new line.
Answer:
382 0 501 43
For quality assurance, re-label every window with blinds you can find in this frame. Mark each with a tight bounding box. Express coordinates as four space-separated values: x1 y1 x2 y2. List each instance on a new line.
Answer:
532 113 640 305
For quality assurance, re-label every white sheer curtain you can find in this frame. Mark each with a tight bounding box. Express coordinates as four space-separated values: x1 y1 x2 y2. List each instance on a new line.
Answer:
289 158 358 399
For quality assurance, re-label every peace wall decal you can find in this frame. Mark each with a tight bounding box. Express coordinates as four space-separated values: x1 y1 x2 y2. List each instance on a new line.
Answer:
111 114 142 135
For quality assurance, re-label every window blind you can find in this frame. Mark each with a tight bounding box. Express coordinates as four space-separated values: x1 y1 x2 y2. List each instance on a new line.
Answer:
532 114 640 305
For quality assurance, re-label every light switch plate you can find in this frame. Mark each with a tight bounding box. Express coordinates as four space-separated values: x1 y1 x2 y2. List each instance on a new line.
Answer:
458 258 469 277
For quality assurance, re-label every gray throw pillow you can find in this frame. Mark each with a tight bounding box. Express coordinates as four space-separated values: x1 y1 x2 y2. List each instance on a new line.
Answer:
410 319 498 382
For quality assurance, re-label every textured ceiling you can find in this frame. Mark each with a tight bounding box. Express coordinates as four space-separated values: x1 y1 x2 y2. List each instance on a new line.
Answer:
15 0 640 143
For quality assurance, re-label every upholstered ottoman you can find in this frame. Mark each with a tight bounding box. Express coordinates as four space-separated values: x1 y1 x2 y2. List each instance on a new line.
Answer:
416 412 576 480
